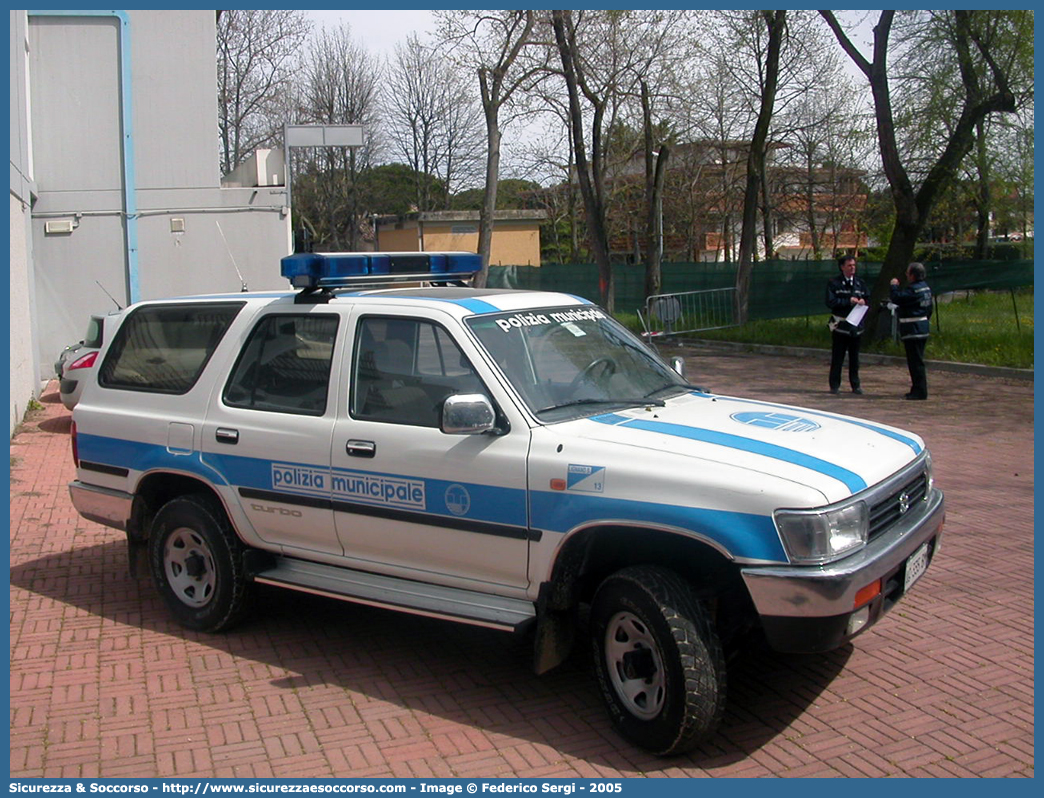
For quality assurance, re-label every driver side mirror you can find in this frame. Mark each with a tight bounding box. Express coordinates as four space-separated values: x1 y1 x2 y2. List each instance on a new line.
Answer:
442 394 497 435
671 356 685 377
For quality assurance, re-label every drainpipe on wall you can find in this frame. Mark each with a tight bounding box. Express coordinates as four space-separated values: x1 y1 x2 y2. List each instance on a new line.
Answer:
27 9 140 304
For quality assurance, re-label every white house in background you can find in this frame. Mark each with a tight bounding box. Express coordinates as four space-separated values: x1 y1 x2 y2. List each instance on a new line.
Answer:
9 10 291 434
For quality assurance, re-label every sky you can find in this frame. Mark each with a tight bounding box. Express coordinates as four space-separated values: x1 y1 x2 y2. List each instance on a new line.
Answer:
305 9 436 56
305 9 877 73
301 8 878 181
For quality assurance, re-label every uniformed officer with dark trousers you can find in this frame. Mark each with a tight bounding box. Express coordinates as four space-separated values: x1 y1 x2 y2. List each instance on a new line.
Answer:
890 261 933 400
826 254 869 394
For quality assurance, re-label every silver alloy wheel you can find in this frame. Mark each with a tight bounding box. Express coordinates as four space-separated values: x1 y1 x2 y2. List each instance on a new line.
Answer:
163 526 216 608
604 610 666 720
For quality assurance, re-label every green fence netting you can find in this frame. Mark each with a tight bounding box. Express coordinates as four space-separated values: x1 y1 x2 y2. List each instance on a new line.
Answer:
487 259 1034 320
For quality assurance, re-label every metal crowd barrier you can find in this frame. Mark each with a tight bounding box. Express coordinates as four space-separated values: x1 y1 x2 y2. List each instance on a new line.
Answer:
639 287 737 340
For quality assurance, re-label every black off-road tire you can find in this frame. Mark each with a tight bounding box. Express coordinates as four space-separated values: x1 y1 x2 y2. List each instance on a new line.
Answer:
148 493 252 632
590 565 726 756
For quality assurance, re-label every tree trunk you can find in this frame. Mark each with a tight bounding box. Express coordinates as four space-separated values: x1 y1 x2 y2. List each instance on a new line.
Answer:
973 121 991 259
475 100 501 288
760 162 775 260
822 9 1019 339
552 10 614 312
735 10 785 323
644 148 668 299
805 155 820 259
642 82 668 300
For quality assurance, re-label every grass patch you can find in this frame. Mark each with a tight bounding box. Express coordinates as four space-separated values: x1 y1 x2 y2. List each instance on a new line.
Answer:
620 287 1034 370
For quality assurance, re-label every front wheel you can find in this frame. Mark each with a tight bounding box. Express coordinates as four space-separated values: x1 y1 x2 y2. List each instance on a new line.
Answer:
148 494 252 632
590 565 726 756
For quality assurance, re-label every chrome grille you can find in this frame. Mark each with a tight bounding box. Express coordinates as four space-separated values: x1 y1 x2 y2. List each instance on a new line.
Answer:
869 471 928 540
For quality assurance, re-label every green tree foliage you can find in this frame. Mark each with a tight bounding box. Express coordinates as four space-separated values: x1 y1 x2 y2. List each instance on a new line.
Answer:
821 9 1033 339
359 164 446 218
451 179 542 211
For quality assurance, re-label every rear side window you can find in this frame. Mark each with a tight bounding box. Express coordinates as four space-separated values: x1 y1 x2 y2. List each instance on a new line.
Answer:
224 314 339 416
98 303 243 394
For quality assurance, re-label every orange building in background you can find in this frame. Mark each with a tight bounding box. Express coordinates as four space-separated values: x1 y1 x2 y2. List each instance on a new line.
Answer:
376 210 548 267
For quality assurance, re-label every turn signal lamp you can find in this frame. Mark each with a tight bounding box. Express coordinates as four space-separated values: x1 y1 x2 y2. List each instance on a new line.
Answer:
281 251 482 290
853 578 882 609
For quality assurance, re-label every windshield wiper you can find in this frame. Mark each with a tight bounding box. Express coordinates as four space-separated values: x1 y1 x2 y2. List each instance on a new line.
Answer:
536 397 665 415
645 382 709 398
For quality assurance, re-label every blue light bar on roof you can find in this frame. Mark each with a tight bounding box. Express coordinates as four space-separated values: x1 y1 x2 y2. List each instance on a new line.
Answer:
281 251 482 289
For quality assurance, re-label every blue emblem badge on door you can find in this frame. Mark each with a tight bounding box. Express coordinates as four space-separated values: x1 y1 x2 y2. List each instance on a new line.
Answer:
445 484 471 516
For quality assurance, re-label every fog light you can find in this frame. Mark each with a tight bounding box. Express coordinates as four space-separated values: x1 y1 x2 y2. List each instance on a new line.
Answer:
847 606 871 636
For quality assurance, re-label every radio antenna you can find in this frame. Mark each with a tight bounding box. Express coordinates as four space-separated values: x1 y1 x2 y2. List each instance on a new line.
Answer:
216 220 248 292
96 281 122 310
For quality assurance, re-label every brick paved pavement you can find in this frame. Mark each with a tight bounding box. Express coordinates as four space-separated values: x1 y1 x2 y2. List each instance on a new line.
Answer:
9 348 1033 778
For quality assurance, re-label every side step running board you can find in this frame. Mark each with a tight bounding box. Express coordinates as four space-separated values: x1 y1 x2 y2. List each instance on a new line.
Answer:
254 558 536 633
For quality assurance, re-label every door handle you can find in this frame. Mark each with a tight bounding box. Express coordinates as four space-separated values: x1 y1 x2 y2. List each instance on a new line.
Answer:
346 439 376 458
215 427 239 445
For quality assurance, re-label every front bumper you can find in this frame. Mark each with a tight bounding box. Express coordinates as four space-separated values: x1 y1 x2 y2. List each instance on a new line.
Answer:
741 487 945 652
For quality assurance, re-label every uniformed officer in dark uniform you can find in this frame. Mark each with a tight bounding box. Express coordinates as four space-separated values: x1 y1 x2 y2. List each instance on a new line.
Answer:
825 254 870 394
890 261 933 400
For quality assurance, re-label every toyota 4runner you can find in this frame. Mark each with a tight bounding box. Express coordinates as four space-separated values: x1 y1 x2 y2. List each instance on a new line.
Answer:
69 251 944 755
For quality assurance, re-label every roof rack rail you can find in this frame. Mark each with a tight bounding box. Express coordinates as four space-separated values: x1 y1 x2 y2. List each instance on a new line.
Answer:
281 251 482 293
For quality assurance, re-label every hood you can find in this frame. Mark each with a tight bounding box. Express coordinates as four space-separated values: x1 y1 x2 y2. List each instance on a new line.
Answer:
566 391 924 504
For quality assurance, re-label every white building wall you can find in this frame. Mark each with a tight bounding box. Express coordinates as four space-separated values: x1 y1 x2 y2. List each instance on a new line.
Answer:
10 11 40 434
10 194 36 434
23 9 290 385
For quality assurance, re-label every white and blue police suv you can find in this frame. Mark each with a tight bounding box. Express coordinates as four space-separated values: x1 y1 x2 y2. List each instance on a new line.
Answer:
68 251 944 755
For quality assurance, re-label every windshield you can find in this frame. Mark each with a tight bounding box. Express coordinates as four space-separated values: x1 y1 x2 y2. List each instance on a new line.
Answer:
467 305 691 421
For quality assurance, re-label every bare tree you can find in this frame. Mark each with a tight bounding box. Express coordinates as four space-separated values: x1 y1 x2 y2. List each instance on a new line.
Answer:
551 9 616 309
679 46 756 263
217 10 311 175
385 35 484 212
628 12 693 299
734 10 785 323
435 10 541 286
510 94 584 264
641 82 670 298
821 9 1032 336
774 66 876 260
549 10 688 310
293 23 382 250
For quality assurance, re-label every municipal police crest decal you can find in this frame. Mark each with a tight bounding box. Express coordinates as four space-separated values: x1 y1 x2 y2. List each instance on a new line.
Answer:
730 411 820 432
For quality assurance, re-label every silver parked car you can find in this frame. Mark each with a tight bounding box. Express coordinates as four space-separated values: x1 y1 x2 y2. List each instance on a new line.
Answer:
55 314 106 410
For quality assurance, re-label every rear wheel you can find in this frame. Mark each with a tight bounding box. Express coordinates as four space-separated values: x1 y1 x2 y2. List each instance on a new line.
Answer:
148 494 252 631
590 565 726 756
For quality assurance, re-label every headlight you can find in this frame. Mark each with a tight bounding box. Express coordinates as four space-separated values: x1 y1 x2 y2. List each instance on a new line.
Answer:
774 501 868 563
924 451 934 494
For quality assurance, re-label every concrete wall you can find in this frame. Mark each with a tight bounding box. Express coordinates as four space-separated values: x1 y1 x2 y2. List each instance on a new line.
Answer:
10 11 39 434
23 10 290 385
10 194 36 433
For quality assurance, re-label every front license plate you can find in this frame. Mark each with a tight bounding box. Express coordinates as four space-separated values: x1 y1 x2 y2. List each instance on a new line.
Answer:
904 542 930 593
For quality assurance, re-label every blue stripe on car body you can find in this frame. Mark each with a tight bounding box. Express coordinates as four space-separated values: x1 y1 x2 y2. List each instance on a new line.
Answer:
76 433 229 485
203 449 528 528
76 434 785 561
590 414 868 493
529 490 785 561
